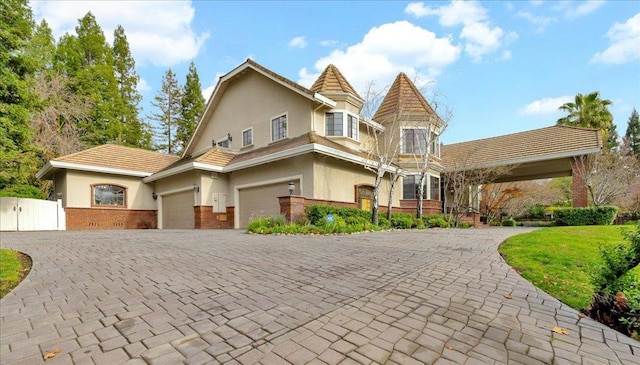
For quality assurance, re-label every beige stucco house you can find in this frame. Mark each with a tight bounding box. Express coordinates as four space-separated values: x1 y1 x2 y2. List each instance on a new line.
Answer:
37 60 449 229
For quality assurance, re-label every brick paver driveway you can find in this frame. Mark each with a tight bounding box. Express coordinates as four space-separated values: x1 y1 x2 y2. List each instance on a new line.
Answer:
1 229 638 365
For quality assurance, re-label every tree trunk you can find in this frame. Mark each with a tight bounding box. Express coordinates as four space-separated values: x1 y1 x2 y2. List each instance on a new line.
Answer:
371 169 384 225
386 171 399 220
416 173 426 219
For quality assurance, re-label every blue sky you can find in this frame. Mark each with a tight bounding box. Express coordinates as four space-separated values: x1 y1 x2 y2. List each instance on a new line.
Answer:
31 0 640 144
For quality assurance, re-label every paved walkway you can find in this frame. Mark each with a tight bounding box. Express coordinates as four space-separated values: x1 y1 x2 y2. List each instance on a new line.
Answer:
0 229 637 365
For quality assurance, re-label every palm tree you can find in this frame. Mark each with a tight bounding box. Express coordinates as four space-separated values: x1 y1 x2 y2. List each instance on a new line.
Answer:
557 91 613 144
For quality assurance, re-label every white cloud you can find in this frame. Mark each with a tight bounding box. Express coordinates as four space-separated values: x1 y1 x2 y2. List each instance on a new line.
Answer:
520 96 573 115
320 39 339 47
202 85 215 101
137 78 151 92
404 1 513 62
516 11 557 33
564 0 605 19
298 21 461 94
500 50 512 61
30 0 210 67
288 36 307 49
592 12 640 64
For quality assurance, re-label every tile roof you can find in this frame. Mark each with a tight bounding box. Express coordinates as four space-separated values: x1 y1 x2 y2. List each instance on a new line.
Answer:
53 144 180 174
441 125 602 170
310 64 362 99
156 148 237 173
373 73 438 122
228 131 369 166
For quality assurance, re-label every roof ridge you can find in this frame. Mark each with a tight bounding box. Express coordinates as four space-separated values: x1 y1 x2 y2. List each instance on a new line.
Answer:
373 72 436 121
444 125 599 147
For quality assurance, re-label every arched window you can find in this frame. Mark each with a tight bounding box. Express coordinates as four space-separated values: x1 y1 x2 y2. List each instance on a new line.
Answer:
92 184 126 207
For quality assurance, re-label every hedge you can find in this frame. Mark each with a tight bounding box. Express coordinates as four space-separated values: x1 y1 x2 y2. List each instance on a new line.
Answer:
554 206 618 226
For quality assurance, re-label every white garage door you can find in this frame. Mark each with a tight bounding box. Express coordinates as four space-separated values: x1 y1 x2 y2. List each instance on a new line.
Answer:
239 182 293 228
162 190 195 229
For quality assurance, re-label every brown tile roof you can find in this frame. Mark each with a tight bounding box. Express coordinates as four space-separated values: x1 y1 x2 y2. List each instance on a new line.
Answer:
156 148 236 173
441 125 602 170
310 64 361 99
373 73 438 122
54 144 180 174
228 132 369 166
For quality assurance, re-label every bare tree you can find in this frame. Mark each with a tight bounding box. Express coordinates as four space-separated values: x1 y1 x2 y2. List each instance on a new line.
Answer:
572 141 640 206
480 183 523 222
361 81 400 224
443 147 516 226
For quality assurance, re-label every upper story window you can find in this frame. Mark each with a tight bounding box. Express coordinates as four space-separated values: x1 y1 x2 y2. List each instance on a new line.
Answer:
93 184 126 207
326 111 359 140
271 114 287 142
430 132 440 157
242 128 253 147
401 128 427 154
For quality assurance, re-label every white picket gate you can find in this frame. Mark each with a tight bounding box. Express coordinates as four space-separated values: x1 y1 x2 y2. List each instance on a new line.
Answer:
0 197 65 231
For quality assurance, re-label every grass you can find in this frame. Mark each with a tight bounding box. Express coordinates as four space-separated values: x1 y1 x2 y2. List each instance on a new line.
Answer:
499 226 634 310
0 249 31 298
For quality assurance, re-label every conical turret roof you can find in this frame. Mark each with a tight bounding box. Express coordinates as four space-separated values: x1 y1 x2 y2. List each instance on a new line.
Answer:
373 73 438 122
310 64 361 99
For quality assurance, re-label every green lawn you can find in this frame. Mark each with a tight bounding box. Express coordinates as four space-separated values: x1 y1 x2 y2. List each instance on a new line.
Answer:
499 226 636 310
0 249 30 298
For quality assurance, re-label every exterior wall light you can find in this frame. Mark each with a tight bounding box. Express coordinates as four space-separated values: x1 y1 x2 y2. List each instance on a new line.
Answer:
193 184 200 193
288 180 295 195
152 192 158 200
227 133 233 142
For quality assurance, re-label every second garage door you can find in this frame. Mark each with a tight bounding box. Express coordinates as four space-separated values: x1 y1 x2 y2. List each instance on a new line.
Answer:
239 182 294 228
162 190 195 229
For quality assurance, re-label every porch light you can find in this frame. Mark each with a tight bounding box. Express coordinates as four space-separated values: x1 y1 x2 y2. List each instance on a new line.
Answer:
152 192 158 200
227 133 233 142
211 139 215 146
193 184 200 193
288 180 295 195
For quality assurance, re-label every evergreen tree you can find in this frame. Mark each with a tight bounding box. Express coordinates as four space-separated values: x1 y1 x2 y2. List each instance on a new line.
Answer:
151 69 181 154
605 122 620 151
626 108 640 161
55 12 122 145
0 0 41 192
176 62 205 153
27 19 56 74
112 25 151 149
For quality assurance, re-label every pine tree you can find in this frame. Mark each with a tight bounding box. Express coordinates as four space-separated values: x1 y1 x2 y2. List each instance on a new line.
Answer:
0 0 41 195
112 25 151 149
151 69 181 154
27 19 56 74
176 62 205 153
55 12 122 145
605 123 620 151
626 108 640 161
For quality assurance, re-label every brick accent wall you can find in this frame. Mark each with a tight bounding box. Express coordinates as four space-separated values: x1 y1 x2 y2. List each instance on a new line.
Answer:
194 206 234 229
278 196 445 223
572 156 589 207
65 208 157 230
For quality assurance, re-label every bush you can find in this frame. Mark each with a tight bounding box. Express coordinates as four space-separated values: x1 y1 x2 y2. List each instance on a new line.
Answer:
527 205 545 219
305 205 371 226
585 223 640 339
501 219 516 227
554 206 618 226
424 214 449 228
0 185 45 199
390 215 413 229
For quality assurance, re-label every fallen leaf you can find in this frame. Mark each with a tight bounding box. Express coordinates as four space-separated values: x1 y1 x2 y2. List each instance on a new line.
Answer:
43 348 61 360
446 345 454 350
504 294 513 299
552 326 569 335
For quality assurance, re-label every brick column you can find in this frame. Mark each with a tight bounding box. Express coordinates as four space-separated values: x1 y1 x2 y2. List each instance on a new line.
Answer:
572 156 589 207
279 196 306 223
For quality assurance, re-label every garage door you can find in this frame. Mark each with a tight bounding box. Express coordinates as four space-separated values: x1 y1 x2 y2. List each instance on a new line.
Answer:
162 190 195 229
239 182 294 228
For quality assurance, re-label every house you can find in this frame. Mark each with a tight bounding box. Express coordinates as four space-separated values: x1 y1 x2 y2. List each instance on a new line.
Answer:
37 59 447 230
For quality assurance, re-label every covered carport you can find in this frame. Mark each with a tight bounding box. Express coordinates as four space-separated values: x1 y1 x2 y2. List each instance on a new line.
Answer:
441 125 603 207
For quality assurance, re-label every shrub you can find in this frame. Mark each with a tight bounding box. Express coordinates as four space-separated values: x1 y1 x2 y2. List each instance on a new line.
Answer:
390 215 413 229
425 215 449 228
585 223 640 338
527 205 545 219
305 205 371 226
458 222 471 228
378 216 391 229
0 185 45 199
501 219 516 227
554 206 618 226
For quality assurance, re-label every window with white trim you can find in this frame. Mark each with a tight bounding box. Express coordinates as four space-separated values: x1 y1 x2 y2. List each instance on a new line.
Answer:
242 128 253 147
430 131 440 157
430 175 441 201
401 128 427 154
93 184 126 207
326 111 359 140
271 114 287 141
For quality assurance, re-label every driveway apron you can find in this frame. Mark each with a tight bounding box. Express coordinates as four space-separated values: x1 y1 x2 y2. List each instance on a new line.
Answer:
1 229 638 364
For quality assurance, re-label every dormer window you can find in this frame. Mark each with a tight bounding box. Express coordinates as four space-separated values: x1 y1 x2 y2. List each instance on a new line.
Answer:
326 111 359 140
